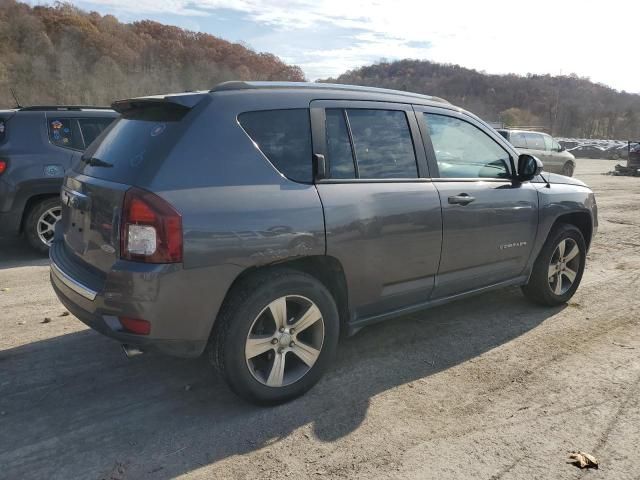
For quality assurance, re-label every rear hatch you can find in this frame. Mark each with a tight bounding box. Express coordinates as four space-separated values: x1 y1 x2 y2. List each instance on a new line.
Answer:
60 93 205 273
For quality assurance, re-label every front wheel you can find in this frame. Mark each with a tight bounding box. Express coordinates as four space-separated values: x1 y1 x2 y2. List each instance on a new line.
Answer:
210 269 340 405
522 224 586 306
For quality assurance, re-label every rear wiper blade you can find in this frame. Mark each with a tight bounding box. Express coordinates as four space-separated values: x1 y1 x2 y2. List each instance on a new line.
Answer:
81 156 113 168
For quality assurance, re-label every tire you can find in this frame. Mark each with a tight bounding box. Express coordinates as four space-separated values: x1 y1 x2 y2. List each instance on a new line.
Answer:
522 224 586 306
24 197 61 254
562 162 575 177
210 268 340 405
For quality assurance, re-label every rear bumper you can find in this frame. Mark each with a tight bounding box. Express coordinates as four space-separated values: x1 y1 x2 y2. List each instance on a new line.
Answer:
49 239 224 358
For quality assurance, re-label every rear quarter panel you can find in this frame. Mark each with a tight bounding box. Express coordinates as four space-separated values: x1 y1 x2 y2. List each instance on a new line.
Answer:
141 93 326 330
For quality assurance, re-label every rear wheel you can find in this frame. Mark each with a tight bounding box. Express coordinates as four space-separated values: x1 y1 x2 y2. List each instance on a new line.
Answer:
522 224 586 306
210 269 339 405
24 197 61 254
562 162 575 177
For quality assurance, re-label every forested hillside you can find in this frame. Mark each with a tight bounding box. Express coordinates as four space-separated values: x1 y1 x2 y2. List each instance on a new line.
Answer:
324 60 640 139
0 0 304 107
1 1 637 139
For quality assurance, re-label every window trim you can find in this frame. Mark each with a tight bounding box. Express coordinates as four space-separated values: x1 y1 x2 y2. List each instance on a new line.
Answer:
414 106 517 181
310 99 430 183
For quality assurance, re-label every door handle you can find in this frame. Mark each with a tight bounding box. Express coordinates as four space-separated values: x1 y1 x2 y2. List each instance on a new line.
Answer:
448 194 475 205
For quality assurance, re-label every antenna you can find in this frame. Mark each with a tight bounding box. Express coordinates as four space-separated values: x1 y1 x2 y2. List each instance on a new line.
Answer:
9 88 22 109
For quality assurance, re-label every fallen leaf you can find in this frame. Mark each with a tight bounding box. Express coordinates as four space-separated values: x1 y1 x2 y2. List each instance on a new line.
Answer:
0 288 9 292
59 311 70 317
568 451 599 469
42 317 52 324
17 321 25 325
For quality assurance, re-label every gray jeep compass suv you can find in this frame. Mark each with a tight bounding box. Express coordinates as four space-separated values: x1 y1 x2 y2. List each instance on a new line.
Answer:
0 106 117 252
50 82 598 404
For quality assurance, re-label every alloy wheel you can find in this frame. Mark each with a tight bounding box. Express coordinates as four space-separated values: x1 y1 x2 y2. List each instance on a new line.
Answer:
548 238 581 295
37 206 62 246
245 295 325 388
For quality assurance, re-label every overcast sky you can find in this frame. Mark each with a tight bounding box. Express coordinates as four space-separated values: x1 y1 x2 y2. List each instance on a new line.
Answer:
31 0 639 93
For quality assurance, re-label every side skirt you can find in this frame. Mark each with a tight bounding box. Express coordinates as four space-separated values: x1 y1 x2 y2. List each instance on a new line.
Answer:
346 275 529 335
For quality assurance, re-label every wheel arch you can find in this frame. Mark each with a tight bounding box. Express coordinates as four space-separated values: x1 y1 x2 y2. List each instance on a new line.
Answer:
216 255 351 336
551 211 593 250
20 193 60 233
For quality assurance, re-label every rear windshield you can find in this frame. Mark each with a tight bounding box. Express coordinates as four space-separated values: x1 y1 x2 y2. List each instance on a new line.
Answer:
78 106 187 181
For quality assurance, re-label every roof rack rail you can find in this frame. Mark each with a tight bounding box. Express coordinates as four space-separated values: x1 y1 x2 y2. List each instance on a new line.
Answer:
18 105 113 112
210 81 450 104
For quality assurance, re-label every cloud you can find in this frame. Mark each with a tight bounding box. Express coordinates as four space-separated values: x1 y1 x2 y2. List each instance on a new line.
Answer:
51 0 640 91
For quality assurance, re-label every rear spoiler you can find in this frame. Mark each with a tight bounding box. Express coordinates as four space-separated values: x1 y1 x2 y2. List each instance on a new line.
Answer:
112 92 207 118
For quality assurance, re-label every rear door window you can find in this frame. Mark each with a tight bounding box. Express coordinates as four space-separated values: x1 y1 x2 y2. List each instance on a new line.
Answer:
49 118 83 150
542 135 553 151
524 133 546 150
346 109 418 179
238 109 312 183
509 132 528 148
78 117 116 147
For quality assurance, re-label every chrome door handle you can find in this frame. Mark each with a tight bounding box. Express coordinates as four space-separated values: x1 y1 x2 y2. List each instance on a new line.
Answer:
448 194 475 205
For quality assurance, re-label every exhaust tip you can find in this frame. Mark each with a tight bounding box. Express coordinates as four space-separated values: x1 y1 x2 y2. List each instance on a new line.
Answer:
122 344 144 359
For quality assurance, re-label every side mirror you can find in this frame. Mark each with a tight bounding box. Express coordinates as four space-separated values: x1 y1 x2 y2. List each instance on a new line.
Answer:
516 154 543 182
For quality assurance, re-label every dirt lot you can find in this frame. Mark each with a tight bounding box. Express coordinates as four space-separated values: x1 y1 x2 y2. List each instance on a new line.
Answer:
1 159 639 480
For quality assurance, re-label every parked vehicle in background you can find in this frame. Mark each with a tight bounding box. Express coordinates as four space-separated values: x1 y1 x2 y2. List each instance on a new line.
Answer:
0 106 117 252
497 129 576 176
606 144 628 160
558 139 628 160
50 82 597 404
567 144 608 159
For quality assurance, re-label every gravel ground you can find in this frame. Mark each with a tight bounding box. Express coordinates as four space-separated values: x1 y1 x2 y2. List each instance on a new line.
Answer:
0 159 638 480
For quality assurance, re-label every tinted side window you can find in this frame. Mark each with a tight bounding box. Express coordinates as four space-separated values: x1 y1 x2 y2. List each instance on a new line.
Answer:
524 133 546 150
0 118 6 143
425 113 510 179
325 109 356 179
78 117 115 147
238 109 312 183
346 109 417 179
49 118 83 150
509 132 528 148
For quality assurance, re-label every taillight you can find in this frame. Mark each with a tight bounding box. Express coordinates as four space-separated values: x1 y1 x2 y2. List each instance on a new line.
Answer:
0 160 7 175
120 187 182 263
